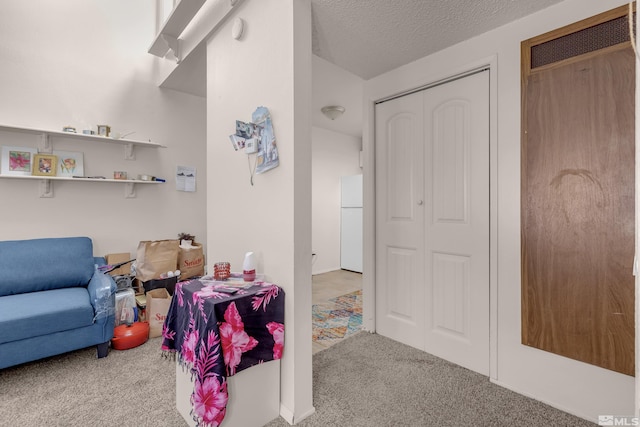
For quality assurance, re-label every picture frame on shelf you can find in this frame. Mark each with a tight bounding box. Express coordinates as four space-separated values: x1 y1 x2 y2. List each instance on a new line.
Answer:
97 125 111 137
53 150 84 177
32 154 58 177
1 146 37 176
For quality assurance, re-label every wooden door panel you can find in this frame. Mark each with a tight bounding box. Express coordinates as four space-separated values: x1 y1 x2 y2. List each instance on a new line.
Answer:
522 47 635 375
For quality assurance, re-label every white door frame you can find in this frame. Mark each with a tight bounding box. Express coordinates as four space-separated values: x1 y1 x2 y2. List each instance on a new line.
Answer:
362 56 499 380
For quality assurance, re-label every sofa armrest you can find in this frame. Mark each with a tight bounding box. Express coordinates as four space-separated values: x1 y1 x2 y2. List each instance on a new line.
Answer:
88 264 116 321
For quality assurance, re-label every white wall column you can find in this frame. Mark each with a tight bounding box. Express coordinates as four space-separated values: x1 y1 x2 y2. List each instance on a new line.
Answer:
206 0 314 423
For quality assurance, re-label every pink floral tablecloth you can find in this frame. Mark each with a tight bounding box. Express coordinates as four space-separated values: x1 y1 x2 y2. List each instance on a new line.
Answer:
161 279 285 427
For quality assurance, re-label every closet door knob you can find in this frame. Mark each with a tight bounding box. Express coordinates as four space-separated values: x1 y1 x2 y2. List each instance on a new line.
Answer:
417 200 424 206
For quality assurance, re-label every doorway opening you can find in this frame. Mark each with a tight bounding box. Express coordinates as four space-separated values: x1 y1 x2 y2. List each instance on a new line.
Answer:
311 269 362 353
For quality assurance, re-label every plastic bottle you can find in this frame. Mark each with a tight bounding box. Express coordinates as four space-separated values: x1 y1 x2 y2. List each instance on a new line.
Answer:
243 252 256 282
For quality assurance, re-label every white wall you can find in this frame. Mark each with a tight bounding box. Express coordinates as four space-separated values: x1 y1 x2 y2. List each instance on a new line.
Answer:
312 55 364 138
0 0 207 258
205 0 314 423
363 0 633 422
312 126 361 274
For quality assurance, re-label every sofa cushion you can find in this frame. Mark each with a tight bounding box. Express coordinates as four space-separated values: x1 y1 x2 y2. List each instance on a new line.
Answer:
0 237 95 297
0 287 95 344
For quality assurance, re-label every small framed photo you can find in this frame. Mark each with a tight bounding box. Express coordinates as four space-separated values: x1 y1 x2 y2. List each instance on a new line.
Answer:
53 150 84 177
1 146 37 176
97 125 111 137
32 154 58 177
235 120 255 139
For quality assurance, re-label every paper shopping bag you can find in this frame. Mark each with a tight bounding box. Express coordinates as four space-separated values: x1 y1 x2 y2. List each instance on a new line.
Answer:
178 243 205 279
135 240 179 282
146 288 172 338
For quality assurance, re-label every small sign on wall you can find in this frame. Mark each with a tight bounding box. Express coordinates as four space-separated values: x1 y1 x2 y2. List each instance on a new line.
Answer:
176 165 196 192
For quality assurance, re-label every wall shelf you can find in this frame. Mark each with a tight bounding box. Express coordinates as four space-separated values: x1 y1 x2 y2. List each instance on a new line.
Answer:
0 124 166 198
0 175 164 198
0 124 165 160
0 175 164 184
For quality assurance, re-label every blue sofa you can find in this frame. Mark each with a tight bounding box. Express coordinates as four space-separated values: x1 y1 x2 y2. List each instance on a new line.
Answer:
0 237 116 369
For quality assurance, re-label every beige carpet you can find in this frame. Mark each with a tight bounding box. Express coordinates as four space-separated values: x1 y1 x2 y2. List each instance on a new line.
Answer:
0 337 184 426
1 332 597 427
266 332 596 427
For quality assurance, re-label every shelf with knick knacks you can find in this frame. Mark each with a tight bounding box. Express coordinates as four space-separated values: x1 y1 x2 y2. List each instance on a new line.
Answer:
0 124 166 198
0 124 165 158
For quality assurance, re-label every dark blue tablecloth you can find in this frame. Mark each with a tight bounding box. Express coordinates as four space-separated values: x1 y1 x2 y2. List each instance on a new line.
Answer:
162 278 285 427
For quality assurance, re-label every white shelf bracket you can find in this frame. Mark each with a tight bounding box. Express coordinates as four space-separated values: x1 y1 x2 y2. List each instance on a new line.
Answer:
39 179 54 198
125 182 136 199
124 143 135 160
38 133 52 153
162 34 181 64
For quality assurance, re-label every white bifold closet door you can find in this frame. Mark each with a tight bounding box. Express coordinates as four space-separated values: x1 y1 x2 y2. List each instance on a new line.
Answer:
375 70 490 376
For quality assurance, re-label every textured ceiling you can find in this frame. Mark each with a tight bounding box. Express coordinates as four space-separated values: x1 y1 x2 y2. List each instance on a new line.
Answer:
164 0 569 136
311 0 566 79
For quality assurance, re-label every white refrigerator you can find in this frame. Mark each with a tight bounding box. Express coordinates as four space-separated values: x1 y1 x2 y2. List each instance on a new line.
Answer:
340 175 363 273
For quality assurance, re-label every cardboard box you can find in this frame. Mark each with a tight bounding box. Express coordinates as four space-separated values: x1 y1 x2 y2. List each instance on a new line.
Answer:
105 253 132 276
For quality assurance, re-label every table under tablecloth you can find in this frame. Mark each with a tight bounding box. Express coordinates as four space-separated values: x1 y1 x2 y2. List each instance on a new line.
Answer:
161 278 285 427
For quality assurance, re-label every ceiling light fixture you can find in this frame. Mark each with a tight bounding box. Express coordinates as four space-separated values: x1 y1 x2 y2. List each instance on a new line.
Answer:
321 105 346 120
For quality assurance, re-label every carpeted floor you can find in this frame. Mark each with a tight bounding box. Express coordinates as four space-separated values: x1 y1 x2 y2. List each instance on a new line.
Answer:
0 330 596 427
0 337 184 427
266 332 596 427
312 289 362 349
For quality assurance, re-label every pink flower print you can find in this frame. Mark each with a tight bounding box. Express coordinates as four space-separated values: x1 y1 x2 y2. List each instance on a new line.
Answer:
219 302 258 375
266 322 284 359
176 282 185 306
192 376 228 427
251 285 280 311
9 151 30 171
181 330 199 364
161 323 176 347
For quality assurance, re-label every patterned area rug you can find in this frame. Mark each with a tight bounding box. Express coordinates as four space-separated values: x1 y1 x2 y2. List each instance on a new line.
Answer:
312 290 362 347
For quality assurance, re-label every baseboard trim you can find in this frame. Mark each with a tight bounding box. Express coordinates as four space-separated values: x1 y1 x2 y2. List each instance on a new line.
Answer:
279 403 316 425
279 404 294 424
489 378 594 424
312 267 341 275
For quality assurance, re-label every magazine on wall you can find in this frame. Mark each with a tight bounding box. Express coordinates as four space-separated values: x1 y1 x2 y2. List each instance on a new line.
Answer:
252 106 279 174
